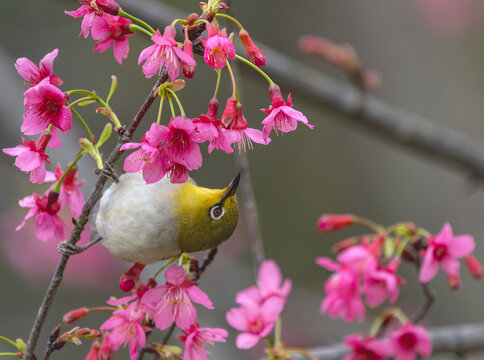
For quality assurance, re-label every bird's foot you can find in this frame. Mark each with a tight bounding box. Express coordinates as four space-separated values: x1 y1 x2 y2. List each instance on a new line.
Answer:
57 241 85 256
95 163 119 183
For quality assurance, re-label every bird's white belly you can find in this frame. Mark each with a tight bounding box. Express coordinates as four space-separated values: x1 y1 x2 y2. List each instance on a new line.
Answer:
95 173 181 264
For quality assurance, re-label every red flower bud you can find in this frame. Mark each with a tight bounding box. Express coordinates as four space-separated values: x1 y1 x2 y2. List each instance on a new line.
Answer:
446 273 460 291
63 307 90 325
182 39 196 79
119 263 146 292
239 29 266 66
465 254 483 279
317 214 354 233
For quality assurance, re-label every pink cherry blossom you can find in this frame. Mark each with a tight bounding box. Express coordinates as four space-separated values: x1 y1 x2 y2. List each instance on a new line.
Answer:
138 26 196 80
239 29 265 66
22 79 72 136
100 303 149 360
261 84 313 140
65 0 120 38
48 164 85 218
177 322 228 360
141 265 213 331
91 14 134 64
201 23 235 70
336 244 378 276
226 296 283 349
389 323 432 360
257 259 292 302
159 116 203 171
363 260 401 307
343 334 390 360
98 335 114 360
15 49 63 88
121 123 170 184
419 223 475 283
3 131 52 184
16 192 64 242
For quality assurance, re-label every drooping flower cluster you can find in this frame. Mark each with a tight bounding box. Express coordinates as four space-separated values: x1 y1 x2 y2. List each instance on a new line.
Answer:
226 260 291 349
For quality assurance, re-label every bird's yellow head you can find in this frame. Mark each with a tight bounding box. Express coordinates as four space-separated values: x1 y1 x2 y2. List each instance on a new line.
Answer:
173 173 240 252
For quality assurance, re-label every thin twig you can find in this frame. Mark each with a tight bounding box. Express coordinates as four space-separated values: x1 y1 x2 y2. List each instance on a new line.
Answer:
412 282 436 323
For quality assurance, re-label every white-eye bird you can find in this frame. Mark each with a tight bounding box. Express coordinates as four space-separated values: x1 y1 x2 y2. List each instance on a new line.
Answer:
94 172 240 264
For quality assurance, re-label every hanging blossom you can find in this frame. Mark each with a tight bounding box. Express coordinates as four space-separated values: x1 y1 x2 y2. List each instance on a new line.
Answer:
177 322 228 360
201 23 235 70
91 14 134 64
261 84 313 140
138 26 196 80
389 322 432 360
419 223 475 283
46 164 85 218
343 334 390 360
16 191 64 242
181 39 196 79
65 0 120 38
100 303 150 360
226 259 291 349
193 98 233 154
22 78 72 136
141 265 213 331
239 29 265 66
3 130 52 184
15 48 63 88
220 97 270 152
121 123 170 184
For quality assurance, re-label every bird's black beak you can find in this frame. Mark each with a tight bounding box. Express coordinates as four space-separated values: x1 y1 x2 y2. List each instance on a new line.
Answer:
221 172 240 203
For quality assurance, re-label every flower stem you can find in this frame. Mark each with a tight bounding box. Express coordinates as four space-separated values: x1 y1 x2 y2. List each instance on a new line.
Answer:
264 337 275 360
274 317 282 348
352 215 385 233
167 95 176 118
215 13 243 30
235 54 274 85
119 8 155 34
165 88 186 117
70 107 93 141
154 257 179 278
129 24 154 38
156 94 164 125
0 353 18 357
225 60 239 101
52 151 85 194
213 69 222 99
0 337 17 349
68 96 93 108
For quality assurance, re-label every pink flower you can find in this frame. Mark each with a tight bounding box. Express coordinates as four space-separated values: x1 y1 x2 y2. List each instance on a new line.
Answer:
91 14 134 64
177 322 228 360
363 260 401 307
138 26 196 80
239 29 265 66
389 323 432 360
256 259 292 302
336 244 378 275
343 334 390 360
317 214 354 233
22 79 72 136
65 0 120 38
221 99 270 152
261 84 313 140
100 303 149 360
16 192 64 242
85 339 101 360
48 164 85 218
99 335 114 360
419 223 475 283
226 296 283 349
159 116 203 171
121 123 169 184
15 49 63 88
141 265 213 331
201 24 235 70
3 131 52 184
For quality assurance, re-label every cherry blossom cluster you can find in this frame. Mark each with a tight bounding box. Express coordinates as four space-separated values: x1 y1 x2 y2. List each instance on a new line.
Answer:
315 214 482 360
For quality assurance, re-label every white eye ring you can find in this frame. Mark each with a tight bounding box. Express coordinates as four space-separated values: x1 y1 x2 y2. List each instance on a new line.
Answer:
210 206 225 221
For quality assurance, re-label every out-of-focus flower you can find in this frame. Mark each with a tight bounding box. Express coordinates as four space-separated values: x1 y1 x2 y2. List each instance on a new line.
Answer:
91 14 134 64
177 322 228 360
48 164 85 217
138 26 196 80
22 78 72 136
201 23 235 70
15 49 63 87
65 0 120 38
343 334 390 360
389 322 432 360
317 214 354 233
363 260 401 307
419 223 475 283
141 265 213 331
465 254 483 279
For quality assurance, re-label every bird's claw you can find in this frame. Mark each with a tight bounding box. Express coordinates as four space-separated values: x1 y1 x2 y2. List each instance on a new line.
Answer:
95 163 119 183
58 241 85 256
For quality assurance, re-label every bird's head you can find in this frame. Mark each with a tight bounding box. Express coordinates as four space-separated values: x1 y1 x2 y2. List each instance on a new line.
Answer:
174 173 240 252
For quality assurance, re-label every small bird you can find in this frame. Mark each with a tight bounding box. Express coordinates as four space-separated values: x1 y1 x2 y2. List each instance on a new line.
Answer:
93 172 240 264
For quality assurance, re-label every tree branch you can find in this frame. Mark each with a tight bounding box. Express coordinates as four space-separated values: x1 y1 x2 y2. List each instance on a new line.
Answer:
120 0 484 181
280 322 484 360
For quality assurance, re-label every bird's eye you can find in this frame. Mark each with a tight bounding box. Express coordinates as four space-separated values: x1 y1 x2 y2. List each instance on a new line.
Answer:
210 206 225 221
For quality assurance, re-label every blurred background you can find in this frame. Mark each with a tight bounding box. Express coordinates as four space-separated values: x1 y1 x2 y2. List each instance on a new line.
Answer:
1 0 484 358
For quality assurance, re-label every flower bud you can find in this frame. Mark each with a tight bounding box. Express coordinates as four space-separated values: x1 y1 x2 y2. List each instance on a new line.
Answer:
120 263 146 292
220 96 237 128
239 29 266 66
317 214 354 233
182 40 196 79
446 273 460 290
85 340 100 360
63 307 90 324
465 254 483 279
